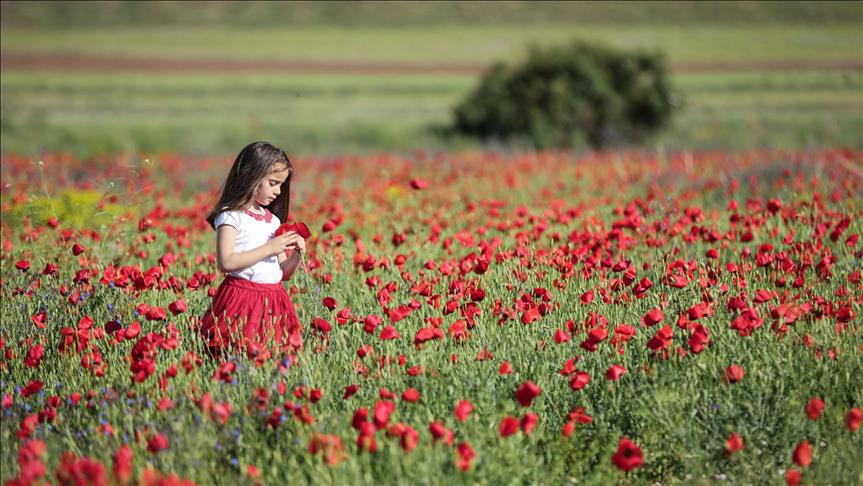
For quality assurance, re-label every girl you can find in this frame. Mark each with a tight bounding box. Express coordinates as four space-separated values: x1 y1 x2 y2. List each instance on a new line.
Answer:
198 141 306 357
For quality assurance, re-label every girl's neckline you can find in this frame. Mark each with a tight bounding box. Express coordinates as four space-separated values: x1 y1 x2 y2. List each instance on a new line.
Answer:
244 208 273 223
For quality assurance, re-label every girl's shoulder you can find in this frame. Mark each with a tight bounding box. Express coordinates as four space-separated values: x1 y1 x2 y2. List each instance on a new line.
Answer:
214 209 245 230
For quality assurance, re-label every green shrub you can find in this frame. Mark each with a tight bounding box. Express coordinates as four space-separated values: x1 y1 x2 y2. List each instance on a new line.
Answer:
453 42 676 149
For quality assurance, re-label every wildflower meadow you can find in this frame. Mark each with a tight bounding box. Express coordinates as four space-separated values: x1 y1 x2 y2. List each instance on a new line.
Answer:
1 149 861 485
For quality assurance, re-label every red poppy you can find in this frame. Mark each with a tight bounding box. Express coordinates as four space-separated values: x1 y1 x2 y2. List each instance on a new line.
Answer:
401 388 420 403
24 345 44 368
343 384 358 400
520 413 539 434
113 444 133 484
398 426 419 453
568 406 593 424
21 380 43 398
499 416 520 437
336 307 352 325
410 178 429 190
454 400 473 422
611 436 644 472
429 421 454 447
388 304 414 324
275 221 312 239
792 440 812 468
308 434 346 465
641 308 664 327
559 358 577 376
31 311 47 329
553 329 570 344
311 318 332 335
569 371 590 391
16 413 39 439
515 381 542 407
351 408 368 430
123 322 141 340
373 400 394 429
456 441 475 471
55 453 106 486
725 433 744 455
521 307 541 325
147 433 169 454
144 306 166 321
785 468 802 486
379 326 400 340
724 365 745 384
363 314 383 334
846 407 862 432
499 361 513 375
805 397 825 420
168 299 187 315
646 325 673 351
605 365 627 381
322 297 337 310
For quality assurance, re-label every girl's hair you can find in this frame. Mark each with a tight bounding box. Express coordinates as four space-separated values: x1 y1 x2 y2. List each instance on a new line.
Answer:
205 141 293 229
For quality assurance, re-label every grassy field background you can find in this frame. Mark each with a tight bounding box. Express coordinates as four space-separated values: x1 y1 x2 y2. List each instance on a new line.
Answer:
1 2 862 156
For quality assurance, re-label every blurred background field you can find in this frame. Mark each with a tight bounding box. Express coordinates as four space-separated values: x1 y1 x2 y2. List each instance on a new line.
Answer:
1 0 862 157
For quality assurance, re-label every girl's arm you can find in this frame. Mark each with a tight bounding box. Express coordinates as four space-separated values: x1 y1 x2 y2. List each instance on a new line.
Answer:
216 225 292 273
279 249 303 280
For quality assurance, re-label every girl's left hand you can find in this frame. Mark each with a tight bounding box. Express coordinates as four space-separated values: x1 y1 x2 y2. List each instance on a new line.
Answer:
284 232 306 254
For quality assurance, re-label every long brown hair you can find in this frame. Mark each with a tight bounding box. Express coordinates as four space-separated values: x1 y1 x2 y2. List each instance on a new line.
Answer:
206 141 293 229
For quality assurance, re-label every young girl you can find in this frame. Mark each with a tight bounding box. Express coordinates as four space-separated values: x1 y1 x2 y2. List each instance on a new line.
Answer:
198 141 306 357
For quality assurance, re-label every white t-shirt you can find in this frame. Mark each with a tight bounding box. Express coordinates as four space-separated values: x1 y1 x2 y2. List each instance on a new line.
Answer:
214 209 282 284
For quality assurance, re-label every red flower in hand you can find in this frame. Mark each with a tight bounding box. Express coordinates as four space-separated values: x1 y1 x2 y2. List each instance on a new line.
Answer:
276 221 311 239
275 221 311 263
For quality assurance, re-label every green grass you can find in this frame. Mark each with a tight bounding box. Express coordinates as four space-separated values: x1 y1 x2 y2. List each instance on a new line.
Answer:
1 23 861 156
3 1 861 27
2 69 861 156
3 25 862 64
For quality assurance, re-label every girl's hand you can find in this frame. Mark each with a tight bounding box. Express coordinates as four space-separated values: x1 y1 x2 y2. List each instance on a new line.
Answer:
268 234 294 256
283 231 306 254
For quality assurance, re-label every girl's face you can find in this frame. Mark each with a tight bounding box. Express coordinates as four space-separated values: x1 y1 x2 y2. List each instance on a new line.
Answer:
251 162 290 209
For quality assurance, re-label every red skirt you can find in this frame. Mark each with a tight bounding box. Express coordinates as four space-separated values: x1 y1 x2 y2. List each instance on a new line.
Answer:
199 275 302 355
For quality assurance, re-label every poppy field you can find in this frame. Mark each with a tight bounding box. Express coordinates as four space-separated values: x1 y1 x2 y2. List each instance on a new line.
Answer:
1 149 861 485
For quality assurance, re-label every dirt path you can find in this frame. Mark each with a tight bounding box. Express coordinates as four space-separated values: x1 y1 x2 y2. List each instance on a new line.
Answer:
2 52 861 74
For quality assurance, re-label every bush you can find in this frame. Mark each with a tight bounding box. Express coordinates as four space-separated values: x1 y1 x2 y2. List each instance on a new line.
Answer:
453 42 676 149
